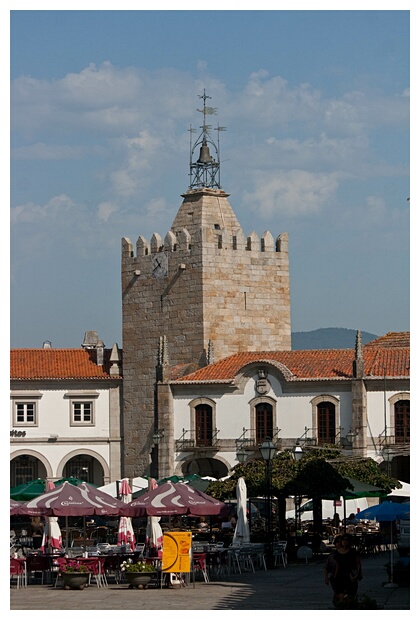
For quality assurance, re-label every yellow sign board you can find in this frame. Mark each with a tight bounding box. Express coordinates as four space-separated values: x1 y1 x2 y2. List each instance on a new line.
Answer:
162 531 192 573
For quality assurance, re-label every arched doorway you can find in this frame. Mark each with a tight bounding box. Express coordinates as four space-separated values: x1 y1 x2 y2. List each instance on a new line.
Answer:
10 455 48 487
181 457 228 480
63 455 104 486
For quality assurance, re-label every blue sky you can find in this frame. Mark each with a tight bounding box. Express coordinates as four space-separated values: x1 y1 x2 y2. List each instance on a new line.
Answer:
6 5 412 349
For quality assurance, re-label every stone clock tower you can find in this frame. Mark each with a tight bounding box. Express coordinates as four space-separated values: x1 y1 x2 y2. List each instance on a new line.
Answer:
121 91 291 478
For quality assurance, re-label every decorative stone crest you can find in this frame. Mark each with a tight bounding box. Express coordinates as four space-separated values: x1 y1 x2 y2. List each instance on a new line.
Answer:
255 369 270 395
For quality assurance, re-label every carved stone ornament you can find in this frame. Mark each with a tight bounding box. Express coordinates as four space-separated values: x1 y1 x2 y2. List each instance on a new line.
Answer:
255 369 270 395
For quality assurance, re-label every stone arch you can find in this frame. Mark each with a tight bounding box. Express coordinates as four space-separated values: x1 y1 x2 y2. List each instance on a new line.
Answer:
233 359 293 393
10 449 53 478
57 449 110 485
174 455 230 480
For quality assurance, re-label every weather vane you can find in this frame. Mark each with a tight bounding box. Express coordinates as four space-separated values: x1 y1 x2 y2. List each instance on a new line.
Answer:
188 89 226 190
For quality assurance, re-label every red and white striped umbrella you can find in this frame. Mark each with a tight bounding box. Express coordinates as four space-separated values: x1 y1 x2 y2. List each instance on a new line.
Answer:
121 481 228 517
21 481 126 516
41 516 63 553
10 499 25 515
117 479 136 552
41 481 63 553
145 479 163 558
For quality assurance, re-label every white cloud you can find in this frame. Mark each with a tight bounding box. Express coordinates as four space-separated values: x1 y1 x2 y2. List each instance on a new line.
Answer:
241 170 341 218
97 201 119 223
11 194 76 224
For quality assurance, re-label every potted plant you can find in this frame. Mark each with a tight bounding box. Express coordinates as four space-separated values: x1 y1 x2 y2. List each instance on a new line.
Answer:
61 563 91 590
120 559 156 589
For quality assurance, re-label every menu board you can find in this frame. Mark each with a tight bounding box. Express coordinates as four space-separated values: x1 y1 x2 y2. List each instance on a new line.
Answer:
162 531 192 573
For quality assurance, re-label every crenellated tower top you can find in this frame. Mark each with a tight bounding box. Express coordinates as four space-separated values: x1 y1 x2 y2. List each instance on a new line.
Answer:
188 90 226 190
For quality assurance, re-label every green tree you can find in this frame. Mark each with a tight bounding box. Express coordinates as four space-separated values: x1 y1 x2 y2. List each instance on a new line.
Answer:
206 446 400 534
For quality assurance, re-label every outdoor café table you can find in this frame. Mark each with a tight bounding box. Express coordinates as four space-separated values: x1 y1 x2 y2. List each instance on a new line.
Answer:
25 553 58 584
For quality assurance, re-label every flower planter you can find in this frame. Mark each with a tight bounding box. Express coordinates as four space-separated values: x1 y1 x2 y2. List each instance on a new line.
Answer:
62 572 91 590
125 572 155 589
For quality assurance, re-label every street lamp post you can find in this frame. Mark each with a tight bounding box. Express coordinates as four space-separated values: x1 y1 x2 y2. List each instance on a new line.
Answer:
292 445 303 535
152 429 165 478
259 437 276 570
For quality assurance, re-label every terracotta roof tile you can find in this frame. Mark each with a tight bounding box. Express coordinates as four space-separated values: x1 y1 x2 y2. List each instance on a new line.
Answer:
364 331 410 348
10 349 121 380
173 333 410 384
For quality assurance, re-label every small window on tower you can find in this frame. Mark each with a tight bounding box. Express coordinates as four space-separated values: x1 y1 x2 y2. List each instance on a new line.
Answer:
214 224 220 230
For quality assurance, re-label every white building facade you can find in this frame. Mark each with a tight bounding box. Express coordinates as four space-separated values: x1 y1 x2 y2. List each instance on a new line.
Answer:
10 333 123 487
155 332 410 482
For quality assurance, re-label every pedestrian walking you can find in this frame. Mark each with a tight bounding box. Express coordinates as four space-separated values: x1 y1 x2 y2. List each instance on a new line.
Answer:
324 533 362 607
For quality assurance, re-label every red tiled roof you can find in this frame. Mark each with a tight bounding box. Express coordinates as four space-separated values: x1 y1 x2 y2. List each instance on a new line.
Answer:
173 333 410 384
365 331 410 348
10 349 121 380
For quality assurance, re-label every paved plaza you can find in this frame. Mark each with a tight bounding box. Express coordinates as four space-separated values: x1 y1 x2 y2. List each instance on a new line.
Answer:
10 552 410 611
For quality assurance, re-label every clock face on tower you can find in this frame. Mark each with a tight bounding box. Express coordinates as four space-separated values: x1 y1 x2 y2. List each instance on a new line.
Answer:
151 252 168 278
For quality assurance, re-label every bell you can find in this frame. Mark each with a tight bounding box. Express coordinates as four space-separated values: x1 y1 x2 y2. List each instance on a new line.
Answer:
197 140 213 164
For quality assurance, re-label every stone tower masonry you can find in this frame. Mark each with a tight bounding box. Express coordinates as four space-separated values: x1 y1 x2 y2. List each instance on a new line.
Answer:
121 92 291 478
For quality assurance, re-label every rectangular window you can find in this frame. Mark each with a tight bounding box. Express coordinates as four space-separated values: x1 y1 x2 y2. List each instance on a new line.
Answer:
14 402 36 425
72 402 93 425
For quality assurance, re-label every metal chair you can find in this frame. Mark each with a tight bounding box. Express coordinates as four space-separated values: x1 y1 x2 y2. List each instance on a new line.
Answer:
26 554 52 584
192 553 210 582
273 541 288 567
53 556 67 588
10 558 27 589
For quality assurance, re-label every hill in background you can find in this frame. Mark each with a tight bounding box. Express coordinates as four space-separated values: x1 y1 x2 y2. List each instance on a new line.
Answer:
291 327 378 350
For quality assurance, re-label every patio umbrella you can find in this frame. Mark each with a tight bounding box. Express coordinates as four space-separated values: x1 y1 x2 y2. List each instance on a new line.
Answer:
10 478 48 501
121 481 228 517
10 499 25 515
232 477 250 545
145 478 163 558
41 481 63 553
355 501 410 522
20 481 126 549
21 481 126 517
10 476 89 501
321 477 387 526
98 476 148 498
41 516 63 553
355 501 410 585
117 479 136 552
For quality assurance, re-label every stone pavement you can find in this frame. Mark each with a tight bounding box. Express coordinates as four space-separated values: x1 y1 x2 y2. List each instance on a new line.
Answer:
10 552 410 611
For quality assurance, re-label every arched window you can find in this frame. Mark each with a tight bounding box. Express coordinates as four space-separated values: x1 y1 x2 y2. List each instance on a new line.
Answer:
195 404 213 447
395 400 410 444
64 456 93 483
256 402 274 442
317 402 336 445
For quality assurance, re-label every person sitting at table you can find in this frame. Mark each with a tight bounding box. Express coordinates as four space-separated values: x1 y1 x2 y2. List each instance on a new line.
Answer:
343 513 357 526
31 517 44 549
197 516 209 531
332 513 341 529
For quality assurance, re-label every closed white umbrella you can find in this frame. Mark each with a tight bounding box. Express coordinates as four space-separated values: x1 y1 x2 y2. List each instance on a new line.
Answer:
41 516 63 553
145 479 163 557
117 479 136 551
97 477 149 497
41 481 63 553
233 477 250 545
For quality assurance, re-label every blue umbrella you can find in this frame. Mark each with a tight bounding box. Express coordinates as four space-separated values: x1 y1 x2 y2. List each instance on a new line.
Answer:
355 501 410 522
355 501 410 586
